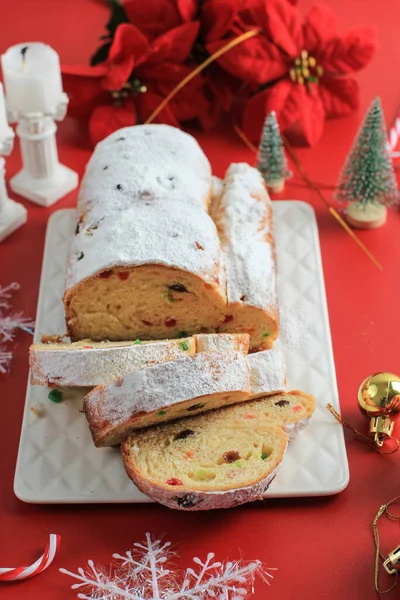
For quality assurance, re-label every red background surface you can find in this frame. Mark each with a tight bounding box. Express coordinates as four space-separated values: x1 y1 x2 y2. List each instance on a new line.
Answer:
1 1 400 599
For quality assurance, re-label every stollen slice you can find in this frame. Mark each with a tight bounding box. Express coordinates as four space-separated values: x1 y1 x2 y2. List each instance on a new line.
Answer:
29 337 196 387
214 163 279 350
84 351 251 447
122 418 287 511
29 333 249 388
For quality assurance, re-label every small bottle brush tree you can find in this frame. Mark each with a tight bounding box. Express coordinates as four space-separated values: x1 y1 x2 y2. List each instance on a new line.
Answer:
336 97 398 229
257 111 292 193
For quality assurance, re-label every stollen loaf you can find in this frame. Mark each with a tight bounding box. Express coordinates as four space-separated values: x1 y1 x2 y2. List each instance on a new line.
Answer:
64 125 227 342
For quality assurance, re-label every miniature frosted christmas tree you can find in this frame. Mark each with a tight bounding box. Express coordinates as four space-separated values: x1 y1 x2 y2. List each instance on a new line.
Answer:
336 97 398 229
257 111 292 193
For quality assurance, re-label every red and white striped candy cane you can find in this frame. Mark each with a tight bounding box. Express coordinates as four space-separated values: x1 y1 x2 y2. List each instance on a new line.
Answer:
0 534 60 582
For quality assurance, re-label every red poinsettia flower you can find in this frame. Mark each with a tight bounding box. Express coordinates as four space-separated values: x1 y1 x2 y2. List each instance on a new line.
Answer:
205 0 377 145
122 0 198 39
121 0 240 129
62 20 209 145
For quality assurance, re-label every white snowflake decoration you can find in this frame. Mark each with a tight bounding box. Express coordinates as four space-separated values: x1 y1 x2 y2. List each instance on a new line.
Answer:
0 311 35 343
0 282 34 373
0 282 19 309
60 533 275 600
0 347 12 373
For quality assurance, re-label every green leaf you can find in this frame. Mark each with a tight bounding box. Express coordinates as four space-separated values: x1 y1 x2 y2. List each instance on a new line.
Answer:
105 0 129 37
261 452 267 460
133 339 141 345
48 389 63 403
179 341 190 351
90 42 112 66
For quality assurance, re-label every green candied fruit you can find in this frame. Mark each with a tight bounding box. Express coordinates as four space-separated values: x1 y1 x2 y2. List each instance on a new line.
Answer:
157 410 168 416
179 341 190 351
178 331 188 338
262 332 270 338
48 389 63 403
77 251 84 261
261 452 267 460
133 339 141 345
234 460 243 468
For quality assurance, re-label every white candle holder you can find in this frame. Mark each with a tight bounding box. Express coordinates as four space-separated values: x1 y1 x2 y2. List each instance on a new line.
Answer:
8 93 78 207
0 129 27 242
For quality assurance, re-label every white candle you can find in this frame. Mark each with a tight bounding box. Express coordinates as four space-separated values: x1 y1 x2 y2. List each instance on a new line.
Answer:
1 43 64 116
0 83 10 141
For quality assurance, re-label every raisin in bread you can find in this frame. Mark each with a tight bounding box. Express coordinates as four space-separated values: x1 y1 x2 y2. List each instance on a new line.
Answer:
84 351 251 447
63 125 227 342
29 333 250 388
122 419 287 511
214 163 279 350
29 337 195 387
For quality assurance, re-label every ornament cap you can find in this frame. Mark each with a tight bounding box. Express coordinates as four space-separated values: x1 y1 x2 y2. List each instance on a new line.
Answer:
369 415 395 446
384 545 400 575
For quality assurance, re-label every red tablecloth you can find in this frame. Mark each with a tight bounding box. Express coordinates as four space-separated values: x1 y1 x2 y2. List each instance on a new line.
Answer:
1 2 400 599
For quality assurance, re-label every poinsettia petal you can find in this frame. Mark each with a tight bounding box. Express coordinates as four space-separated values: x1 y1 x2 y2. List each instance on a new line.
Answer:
206 35 287 86
108 23 149 65
317 27 377 74
297 84 325 145
105 23 149 90
137 90 180 127
262 0 303 57
89 101 137 146
177 0 197 22
242 80 297 142
61 66 108 118
122 0 181 39
202 0 237 42
319 76 360 117
146 22 200 64
303 1 337 53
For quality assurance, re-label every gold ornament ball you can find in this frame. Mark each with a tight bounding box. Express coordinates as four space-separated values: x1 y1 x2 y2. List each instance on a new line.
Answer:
358 372 400 417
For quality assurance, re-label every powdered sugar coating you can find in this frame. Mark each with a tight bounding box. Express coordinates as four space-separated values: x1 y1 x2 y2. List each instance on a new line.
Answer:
285 417 311 441
247 349 286 399
85 351 251 428
65 125 224 291
217 163 278 311
29 339 194 387
194 333 250 355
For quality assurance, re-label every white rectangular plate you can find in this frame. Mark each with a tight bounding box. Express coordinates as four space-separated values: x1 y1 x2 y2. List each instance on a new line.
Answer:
14 202 349 503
